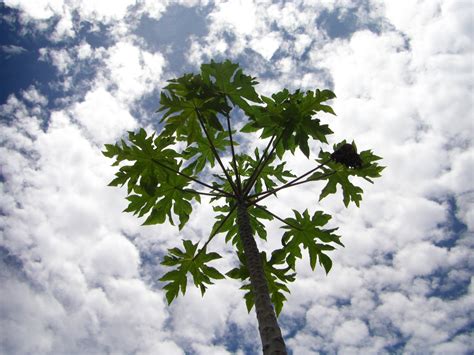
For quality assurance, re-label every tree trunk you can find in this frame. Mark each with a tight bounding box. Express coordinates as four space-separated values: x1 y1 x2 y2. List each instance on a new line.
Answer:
236 201 287 354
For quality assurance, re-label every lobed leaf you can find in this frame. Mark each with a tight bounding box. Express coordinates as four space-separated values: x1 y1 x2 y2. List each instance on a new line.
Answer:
159 240 225 304
201 60 261 112
242 89 336 158
182 130 233 175
280 209 343 272
211 203 275 249
222 151 296 196
226 251 295 316
103 129 201 229
309 140 385 207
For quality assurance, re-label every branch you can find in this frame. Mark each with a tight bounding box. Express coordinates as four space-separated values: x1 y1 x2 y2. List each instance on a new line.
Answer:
242 132 283 196
226 112 242 193
195 110 239 195
192 204 237 261
241 134 275 195
151 158 232 198
244 132 285 197
254 204 302 231
248 159 331 200
248 162 334 206
273 173 335 190
177 187 229 198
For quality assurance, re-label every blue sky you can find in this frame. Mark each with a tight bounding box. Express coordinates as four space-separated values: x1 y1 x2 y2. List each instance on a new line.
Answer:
1 0 473 354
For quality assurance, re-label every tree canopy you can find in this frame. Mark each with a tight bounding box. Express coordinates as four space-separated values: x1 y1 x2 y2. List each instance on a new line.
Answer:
103 60 384 352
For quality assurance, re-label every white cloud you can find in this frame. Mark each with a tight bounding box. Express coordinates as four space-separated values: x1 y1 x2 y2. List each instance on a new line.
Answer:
1 44 27 55
210 0 258 35
70 88 137 144
394 242 447 277
39 47 73 74
192 343 236 355
3 0 170 42
4 0 63 20
1 273 66 354
50 10 74 41
333 319 369 346
0 94 184 354
268 1 312 33
188 0 276 63
101 41 166 104
76 0 136 22
374 291 474 350
76 41 93 60
1 0 473 353
139 0 169 20
21 86 48 106
83 233 140 282
187 0 329 65
294 33 313 56
249 31 282 60
5 0 135 23
381 0 473 56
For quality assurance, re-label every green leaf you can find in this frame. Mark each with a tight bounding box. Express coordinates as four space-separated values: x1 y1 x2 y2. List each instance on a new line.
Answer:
142 206 166 225
309 141 385 207
103 129 201 229
226 268 244 280
201 60 261 112
163 281 180 304
244 287 255 313
182 130 232 175
318 252 333 274
159 240 225 304
244 89 335 158
230 151 295 195
272 291 287 317
211 202 276 248
280 209 342 271
103 62 385 319
157 73 230 143
202 265 225 279
228 251 295 316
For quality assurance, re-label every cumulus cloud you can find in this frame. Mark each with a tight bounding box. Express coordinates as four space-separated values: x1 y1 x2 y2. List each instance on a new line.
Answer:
1 0 473 353
21 86 48 106
101 41 166 104
70 88 137 144
185 0 473 353
5 0 135 23
0 91 186 354
39 47 73 74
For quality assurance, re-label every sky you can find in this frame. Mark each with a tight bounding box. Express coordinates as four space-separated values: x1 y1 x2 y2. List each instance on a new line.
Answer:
0 0 473 354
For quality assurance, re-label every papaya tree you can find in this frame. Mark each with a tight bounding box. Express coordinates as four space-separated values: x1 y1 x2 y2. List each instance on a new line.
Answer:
102 60 384 354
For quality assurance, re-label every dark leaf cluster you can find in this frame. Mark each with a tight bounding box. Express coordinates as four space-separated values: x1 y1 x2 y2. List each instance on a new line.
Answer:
227 250 296 316
211 203 274 247
211 149 296 196
308 141 385 207
331 143 363 168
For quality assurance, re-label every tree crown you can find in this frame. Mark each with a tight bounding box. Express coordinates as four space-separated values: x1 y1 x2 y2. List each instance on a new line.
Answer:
103 60 384 314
